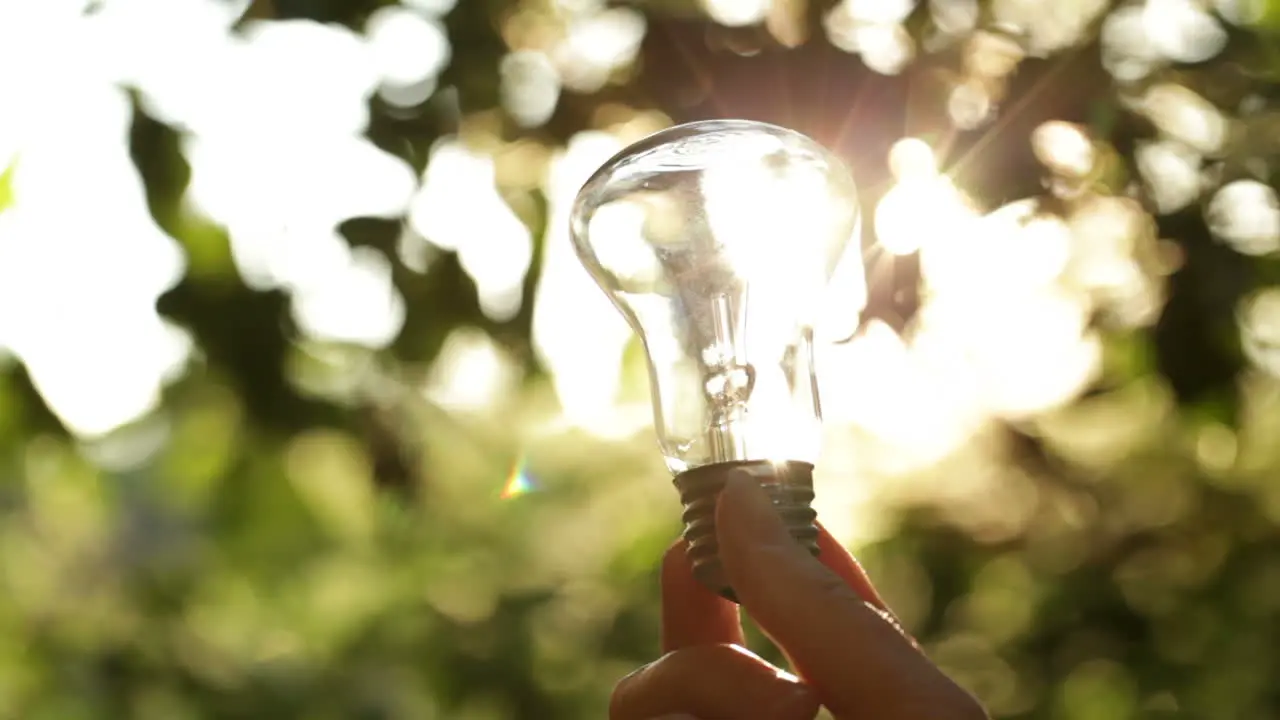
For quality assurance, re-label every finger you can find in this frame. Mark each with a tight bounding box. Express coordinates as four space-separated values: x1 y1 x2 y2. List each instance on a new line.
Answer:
717 473 986 720
813 521 917 647
610 643 820 720
813 521 890 613
662 539 744 652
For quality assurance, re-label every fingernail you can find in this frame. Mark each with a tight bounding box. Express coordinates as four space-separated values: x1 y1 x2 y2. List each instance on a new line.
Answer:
719 471 793 548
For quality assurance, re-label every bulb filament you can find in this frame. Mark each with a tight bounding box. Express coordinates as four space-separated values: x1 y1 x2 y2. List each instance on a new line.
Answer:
704 293 756 462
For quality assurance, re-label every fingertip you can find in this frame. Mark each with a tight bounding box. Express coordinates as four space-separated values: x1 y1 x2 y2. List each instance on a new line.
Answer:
660 539 691 580
661 538 743 651
715 471 830 614
660 539 704 597
715 470 794 549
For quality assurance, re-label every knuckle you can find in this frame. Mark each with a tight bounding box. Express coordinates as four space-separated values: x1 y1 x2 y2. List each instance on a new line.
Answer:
608 663 650 720
608 645 749 720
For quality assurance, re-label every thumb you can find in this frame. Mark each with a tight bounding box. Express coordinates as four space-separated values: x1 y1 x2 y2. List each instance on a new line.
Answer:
716 472 986 720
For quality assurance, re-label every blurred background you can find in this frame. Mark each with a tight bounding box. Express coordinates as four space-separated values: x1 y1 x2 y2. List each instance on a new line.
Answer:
1 0 1279 717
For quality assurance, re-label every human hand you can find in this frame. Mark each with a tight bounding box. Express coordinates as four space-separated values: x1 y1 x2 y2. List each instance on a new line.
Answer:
610 471 989 720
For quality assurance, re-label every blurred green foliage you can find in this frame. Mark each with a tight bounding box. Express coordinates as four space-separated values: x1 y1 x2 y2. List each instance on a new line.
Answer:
2 0 1280 718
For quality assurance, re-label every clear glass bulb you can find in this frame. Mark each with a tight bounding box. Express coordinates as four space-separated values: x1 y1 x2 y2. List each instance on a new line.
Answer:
569 119 862 596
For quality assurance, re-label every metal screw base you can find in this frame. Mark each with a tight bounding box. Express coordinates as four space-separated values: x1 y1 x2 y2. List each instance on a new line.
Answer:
673 460 820 602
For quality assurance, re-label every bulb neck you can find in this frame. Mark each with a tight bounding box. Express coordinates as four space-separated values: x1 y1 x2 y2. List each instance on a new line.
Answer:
672 460 819 602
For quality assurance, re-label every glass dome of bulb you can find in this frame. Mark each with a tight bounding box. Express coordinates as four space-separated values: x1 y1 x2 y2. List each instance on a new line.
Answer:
570 119 863 475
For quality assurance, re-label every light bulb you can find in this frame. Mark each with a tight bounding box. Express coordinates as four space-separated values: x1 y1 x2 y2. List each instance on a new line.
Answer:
569 119 863 598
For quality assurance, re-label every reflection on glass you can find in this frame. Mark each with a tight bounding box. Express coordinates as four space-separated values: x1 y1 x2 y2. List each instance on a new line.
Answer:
569 120 862 473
